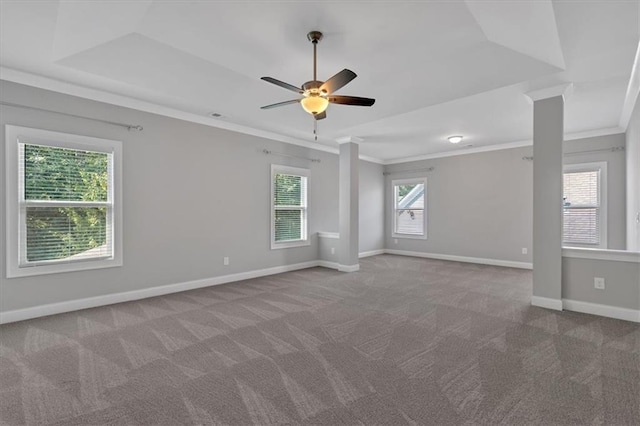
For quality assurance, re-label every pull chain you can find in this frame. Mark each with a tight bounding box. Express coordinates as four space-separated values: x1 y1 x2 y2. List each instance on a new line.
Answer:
313 119 318 141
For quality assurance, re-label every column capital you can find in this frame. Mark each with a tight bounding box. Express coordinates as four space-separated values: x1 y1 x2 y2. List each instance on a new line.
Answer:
336 136 363 145
525 83 573 102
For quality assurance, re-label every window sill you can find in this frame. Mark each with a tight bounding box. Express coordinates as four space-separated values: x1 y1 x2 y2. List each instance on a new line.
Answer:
271 239 310 250
392 234 427 240
7 257 123 278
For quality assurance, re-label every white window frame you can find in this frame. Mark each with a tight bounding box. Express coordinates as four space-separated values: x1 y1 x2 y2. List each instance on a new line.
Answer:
392 177 428 240
5 125 123 278
270 164 310 250
563 161 607 249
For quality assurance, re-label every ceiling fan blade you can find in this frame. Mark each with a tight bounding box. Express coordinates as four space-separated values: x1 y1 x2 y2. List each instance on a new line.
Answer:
319 69 357 94
314 111 327 120
328 95 375 107
260 99 301 109
261 77 303 94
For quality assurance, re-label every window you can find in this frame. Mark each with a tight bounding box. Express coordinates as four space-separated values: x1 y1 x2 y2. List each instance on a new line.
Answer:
392 177 427 239
5 125 123 277
271 165 309 249
563 162 607 248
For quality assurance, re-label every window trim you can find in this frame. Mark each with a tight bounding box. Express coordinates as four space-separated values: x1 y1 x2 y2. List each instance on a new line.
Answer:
5 125 123 278
270 164 310 250
392 177 428 240
562 161 607 249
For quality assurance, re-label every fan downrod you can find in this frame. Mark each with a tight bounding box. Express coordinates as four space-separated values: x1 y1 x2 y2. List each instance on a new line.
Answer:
307 31 323 44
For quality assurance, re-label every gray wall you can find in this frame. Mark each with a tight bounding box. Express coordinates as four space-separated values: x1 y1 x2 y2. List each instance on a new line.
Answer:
384 146 534 263
562 256 640 310
564 134 626 250
626 97 640 251
381 134 628 264
359 160 384 253
0 81 385 312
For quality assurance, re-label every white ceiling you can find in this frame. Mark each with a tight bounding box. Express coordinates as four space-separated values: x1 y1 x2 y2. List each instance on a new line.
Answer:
1 0 638 162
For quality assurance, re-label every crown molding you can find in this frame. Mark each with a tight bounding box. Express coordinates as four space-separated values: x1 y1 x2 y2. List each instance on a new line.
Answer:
336 136 364 144
0 67 386 164
382 126 624 165
384 140 532 164
525 82 573 102
619 40 640 130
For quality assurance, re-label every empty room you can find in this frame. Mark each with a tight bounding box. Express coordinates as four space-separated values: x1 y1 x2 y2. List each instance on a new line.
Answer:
1 1 639 425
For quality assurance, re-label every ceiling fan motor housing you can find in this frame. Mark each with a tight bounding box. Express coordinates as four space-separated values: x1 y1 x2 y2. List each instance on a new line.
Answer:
307 31 323 43
302 80 323 92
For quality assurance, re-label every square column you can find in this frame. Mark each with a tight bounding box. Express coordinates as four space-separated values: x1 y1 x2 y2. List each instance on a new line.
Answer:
337 138 360 272
527 84 571 310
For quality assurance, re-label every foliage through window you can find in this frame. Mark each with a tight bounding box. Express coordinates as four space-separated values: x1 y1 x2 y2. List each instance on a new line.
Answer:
563 163 606 247
23 144 110 262
5 126 122 278
271 165 309 249
393 178 427 238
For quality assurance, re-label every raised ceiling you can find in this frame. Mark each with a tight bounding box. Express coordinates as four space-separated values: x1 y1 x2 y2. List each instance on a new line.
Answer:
1 0 638 162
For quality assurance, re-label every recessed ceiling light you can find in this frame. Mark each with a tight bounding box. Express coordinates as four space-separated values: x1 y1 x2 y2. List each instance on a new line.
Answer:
448 135 463 144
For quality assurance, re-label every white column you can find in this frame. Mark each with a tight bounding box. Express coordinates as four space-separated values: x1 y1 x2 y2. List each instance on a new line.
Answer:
337 137 360 272
527 84 572 311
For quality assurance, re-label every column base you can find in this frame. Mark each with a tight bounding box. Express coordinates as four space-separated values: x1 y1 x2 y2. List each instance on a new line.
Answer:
338 264 360 273
531 296 563 311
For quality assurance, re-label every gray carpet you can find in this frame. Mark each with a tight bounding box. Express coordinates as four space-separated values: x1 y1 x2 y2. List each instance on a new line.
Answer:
0 254 638 425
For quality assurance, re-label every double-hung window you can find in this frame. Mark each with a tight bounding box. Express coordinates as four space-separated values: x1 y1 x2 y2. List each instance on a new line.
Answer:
392 177 427 239
5 125 123 277
271 165 309 249
563 162 607 248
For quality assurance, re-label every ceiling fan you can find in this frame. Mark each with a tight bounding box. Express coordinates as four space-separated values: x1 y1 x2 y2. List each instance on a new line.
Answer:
260 31 375 121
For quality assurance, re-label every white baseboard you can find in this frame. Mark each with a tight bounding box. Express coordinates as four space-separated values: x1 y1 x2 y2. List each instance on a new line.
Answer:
338 264 360 272
0 260 319 325
359 249 385 258
563 299 640 323
384 249 533 269
531 296 564 311
317 260 339 270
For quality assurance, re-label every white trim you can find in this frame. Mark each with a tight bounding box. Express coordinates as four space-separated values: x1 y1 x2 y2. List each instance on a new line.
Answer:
384 140 533 165
336 136 363 144
565 127 625 143
563 161 608 249
563 299 640 323
0 67 385 165
1 67 624 167
392 177 428 240
338 264 360 272
383 128 624 165
0 260 320 324
562 247 640 263
531 296 564 311
384 249 533 269
359 249 385 258
619 40 640 130
270 164 309 250
317 232 339 239
525 83 573 102
317 260 340 270
5 125 123 278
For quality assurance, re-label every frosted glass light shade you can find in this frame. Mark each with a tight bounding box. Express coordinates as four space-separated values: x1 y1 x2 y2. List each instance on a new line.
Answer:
301 96 329 115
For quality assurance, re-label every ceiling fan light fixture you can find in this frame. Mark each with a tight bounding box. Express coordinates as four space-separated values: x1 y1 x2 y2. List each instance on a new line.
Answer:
448 135 463 144
301 95 329 115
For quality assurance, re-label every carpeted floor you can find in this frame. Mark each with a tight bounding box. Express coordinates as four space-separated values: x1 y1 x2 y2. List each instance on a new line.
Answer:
0 254 638 425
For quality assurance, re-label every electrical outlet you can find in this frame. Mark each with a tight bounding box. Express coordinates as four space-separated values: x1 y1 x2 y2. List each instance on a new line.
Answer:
330 247 335 255
594 277 605 290
394 239 398 244
522 248 528 255
223 257 229 266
